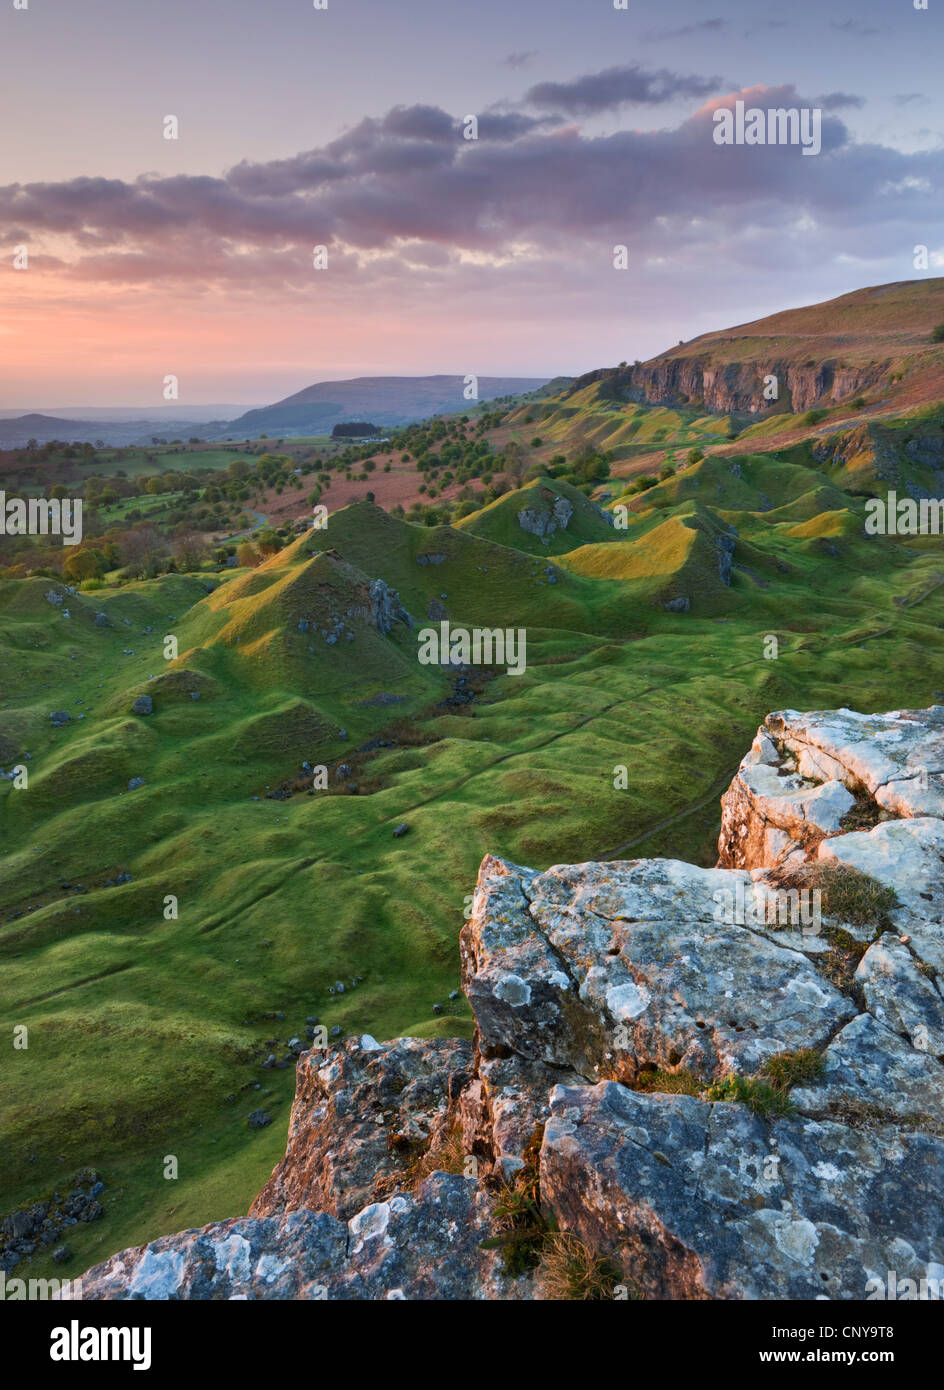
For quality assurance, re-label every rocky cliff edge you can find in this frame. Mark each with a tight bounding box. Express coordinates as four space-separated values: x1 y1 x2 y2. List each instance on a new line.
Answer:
67 706 944 1300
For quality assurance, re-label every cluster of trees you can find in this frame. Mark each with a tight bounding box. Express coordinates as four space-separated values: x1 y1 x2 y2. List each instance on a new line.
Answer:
1 514 298 585
78 452 317 533
0 524 209 584
331 421 381 438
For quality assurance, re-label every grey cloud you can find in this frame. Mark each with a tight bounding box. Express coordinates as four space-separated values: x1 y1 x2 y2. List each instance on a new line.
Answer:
643 19 728 42
381 104 457 142
523 64 725 115
1 83 940 292
817 92 866 110
830 19 879 36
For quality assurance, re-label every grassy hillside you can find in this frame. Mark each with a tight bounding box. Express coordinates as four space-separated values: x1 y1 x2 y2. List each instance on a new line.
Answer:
658 277 944 367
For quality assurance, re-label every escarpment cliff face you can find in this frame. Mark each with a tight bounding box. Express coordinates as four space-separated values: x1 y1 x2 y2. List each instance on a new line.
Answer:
609 278 944 415
70 708 944 1301
625 355 893 416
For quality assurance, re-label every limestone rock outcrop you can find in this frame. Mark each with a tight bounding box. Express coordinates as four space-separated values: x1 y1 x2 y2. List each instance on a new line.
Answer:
368 577 413 636
517 492 574 539
250 1037 472 1220
69 1174 522 1301
624 355 892 416
69 706 944 1301
719 705 944 871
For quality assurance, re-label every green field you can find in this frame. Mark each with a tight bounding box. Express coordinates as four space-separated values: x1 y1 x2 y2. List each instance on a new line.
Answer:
60 446 260 482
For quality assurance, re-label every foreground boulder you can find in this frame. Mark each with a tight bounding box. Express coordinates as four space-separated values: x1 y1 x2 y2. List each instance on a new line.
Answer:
68 1175 523 1301
251 1037 472 1220
542 1082 944 1301
68 706 944 1301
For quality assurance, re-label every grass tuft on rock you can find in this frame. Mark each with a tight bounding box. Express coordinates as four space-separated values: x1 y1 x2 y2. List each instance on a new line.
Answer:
632 1067 702 1096
705 1074 796 1118
775 861 898 928
481 1126 550 1276
706 1047 825 1119
761 1047 825 1090
537 1232 627 1301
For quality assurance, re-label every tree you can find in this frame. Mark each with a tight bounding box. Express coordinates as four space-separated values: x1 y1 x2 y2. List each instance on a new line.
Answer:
120 525 167 577
255 528 281 556
173 533 208 571
573 443 609 483
63 549 105 583
503 440 526 484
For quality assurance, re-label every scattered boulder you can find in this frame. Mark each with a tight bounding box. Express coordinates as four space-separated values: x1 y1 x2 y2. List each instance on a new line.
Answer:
132 696 153 716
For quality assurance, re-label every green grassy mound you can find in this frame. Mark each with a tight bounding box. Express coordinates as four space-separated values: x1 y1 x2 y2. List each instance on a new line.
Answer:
454 476 617 556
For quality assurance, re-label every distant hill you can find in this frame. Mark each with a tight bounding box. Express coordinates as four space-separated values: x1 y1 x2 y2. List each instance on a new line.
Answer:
0 413 95 445
0 412 231 449
572 278 944 416
213 375 555 439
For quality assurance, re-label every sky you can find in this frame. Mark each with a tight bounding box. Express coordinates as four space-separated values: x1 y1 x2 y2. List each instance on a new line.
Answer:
0 0 942 407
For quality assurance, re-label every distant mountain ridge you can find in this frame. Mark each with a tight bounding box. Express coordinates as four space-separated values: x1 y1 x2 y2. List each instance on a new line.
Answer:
0 376 559 448
212 374 555 439
0 412 232 450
